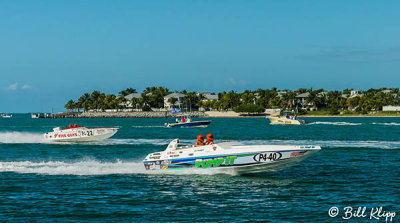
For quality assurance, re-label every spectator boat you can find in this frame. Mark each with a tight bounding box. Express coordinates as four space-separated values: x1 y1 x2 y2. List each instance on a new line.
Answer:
44 124 118 142
143 139 320 174
165 115 211 128
267 111 306 125
1 114 12 118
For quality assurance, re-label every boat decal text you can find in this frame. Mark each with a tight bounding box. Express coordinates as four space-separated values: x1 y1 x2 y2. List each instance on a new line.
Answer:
253 152 282 162
195 156 237 168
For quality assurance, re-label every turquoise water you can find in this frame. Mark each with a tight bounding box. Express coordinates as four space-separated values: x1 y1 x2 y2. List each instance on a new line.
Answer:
1 115 399 222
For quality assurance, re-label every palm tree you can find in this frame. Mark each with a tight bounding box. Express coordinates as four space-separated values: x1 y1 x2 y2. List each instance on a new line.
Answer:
90 91 101 111
167 97 178 108
78 93 91 112
65 100 75 112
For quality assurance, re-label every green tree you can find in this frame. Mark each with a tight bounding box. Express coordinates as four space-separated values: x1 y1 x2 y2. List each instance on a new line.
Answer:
65 100 75 112
233 104 264 114
167 97 178 108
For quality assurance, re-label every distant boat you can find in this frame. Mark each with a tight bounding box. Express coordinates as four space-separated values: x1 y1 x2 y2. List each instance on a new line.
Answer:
1 114 12 118
267 111 306 125
31 113 41 119
165 115 211 128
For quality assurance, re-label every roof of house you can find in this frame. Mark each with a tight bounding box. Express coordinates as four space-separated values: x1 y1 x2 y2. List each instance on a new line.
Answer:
125 93 141 100
296 92 310 98
164 92 185 99
204 94 218 100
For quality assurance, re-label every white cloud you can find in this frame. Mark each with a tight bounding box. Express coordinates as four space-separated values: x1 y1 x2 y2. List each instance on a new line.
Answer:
4 83 32 91
22 84 31 90
7 83 18 90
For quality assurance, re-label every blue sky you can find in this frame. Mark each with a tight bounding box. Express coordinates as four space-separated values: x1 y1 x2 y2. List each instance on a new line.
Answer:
1 1 400 112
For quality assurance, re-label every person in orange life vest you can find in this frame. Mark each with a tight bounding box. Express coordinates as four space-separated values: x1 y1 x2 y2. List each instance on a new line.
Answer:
73 124 77 128
205 133 214 145
195 134 205 147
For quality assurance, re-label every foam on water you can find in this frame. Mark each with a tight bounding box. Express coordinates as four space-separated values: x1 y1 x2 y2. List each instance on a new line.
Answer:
255 139 400 149
372 122 400 126
0 159 236 176
105 138 400 149
0 159 146 175
1 131 399 149
0 131 45 144
131 125 165 128
309 121 362 126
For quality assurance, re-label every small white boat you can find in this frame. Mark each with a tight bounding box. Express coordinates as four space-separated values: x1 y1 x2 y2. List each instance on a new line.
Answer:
31 113 41 119
44 124 118 142
165 115 211 128
1 114 12 118
143 139 321 175
267 111 306 125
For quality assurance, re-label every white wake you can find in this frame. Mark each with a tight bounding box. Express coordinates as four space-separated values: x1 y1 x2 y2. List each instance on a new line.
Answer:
0 159 146 175
0 131 45 144
0 159 237 176
372 122 400 126
309 121 362 126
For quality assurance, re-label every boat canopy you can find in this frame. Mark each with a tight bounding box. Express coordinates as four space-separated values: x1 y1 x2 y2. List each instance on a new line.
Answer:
166 139 180 151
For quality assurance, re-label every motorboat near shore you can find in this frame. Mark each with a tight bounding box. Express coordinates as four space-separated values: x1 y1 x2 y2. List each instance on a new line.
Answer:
165 115 211 128
267 111 306 125
143 139 321 175
44 124 118 142
1 113 12 118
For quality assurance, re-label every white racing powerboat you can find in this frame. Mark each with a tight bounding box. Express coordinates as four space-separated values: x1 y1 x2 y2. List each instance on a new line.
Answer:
44 124 118 142
143 139 321 175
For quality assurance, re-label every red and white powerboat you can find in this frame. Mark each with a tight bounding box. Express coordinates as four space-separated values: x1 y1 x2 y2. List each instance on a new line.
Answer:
44 124 118 142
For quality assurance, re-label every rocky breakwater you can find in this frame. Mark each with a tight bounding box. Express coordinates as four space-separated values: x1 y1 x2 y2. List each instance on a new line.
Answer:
50 111 207 118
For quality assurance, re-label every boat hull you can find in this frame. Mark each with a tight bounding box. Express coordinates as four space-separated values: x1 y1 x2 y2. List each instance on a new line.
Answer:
268 117 305 125
166 120 211 128
44 128 118 142
143 144 320 175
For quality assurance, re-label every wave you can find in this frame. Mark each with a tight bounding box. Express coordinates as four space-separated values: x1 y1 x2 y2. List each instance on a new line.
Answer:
309 121 362 126
0 159 146 175
371 122 400 126
1 131 399 149
0 159 235 176
0 131 45 144
131 125 165 128
94 139 400 149
256 139 400 149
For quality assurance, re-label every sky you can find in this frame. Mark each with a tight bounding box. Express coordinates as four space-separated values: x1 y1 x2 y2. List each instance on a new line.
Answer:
1 0 400 113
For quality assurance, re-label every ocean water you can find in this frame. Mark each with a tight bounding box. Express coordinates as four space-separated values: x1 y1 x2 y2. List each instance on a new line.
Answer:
1 114 399 222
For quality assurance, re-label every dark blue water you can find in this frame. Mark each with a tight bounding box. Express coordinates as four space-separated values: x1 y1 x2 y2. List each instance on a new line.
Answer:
1 115 399 222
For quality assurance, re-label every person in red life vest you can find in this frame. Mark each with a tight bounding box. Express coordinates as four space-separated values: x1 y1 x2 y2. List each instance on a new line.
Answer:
195 134 205 147
205 133 214 145
68 124 72 129
181 116 185 123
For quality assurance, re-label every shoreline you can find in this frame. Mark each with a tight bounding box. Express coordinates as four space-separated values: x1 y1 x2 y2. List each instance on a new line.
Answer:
301 114 400 118
41 111 400 118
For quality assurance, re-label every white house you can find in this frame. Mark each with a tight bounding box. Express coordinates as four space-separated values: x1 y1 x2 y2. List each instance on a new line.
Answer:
198 92 218 101
296 92 310 109
382 106 400 111
349 90 363 98
120 93 141 108
164 93 185 109
277 91 287 98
